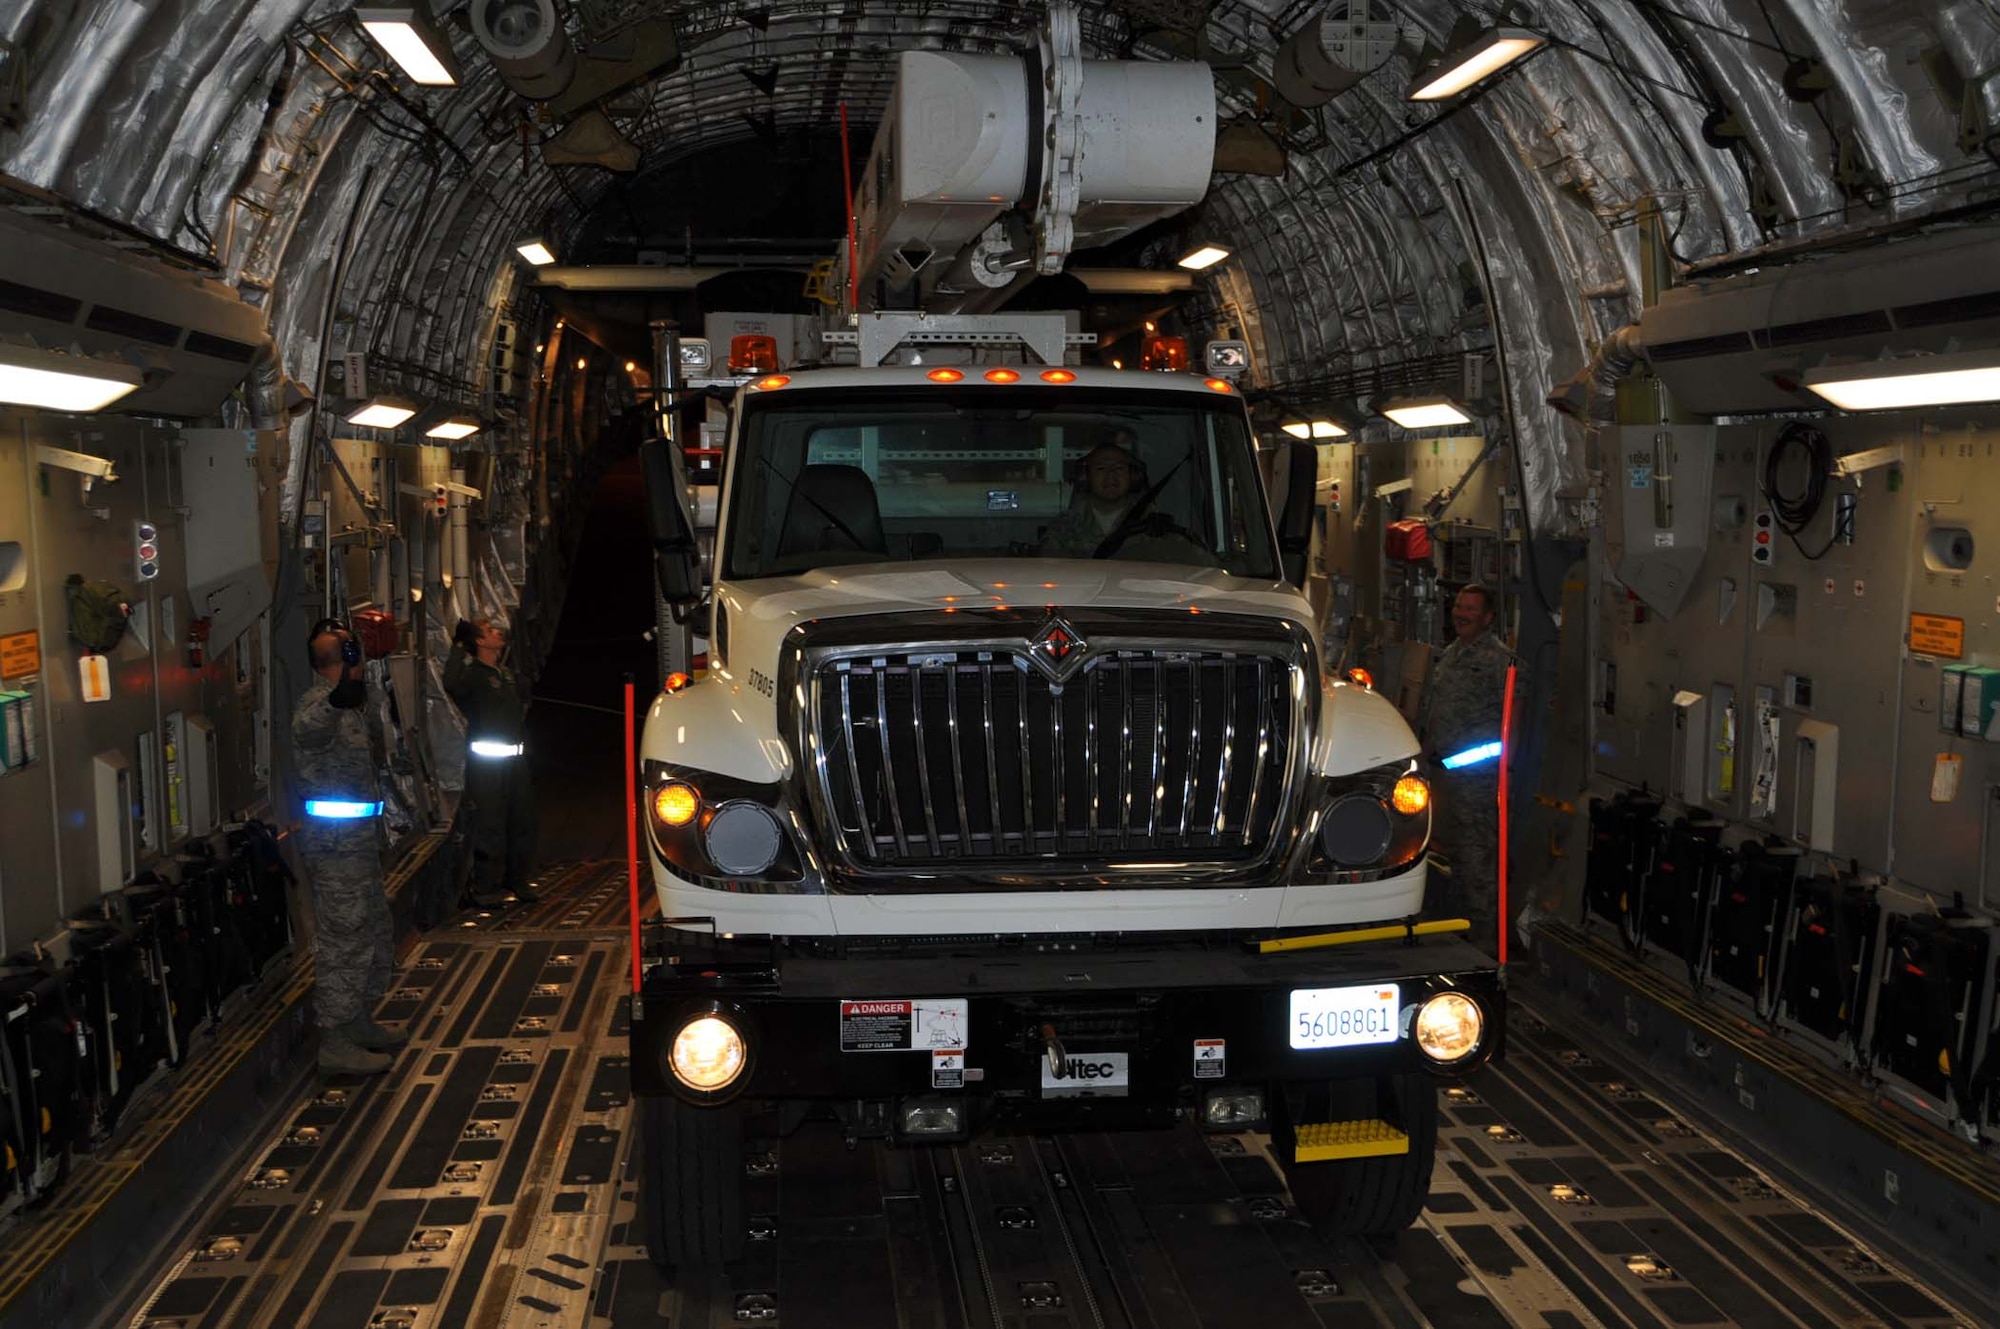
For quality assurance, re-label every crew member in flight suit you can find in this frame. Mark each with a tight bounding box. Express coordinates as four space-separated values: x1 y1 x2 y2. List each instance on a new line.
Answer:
1419 584 1515 957
446 618 539 908
291 620 411 1075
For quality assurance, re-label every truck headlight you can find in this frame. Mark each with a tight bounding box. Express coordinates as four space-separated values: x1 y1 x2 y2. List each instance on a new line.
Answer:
1414 992 1483 1065
669 1013 748 1092
1311 759 1431 876
1320 794 1393 867
705 801 784 875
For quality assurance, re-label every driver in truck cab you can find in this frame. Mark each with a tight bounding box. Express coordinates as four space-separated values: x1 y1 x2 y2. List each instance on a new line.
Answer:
1041 435 1209 563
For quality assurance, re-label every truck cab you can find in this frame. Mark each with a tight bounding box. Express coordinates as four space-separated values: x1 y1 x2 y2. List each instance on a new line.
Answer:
629 316 1502 1272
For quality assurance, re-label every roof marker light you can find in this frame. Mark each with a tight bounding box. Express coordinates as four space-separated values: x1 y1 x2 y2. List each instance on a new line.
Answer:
927 368 965 383
984 368 1021 384
754 375 791 391
1040 369 1077 384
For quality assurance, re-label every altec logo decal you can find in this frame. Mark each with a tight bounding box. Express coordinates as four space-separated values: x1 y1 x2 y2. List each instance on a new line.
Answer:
1040 1050 1130 1095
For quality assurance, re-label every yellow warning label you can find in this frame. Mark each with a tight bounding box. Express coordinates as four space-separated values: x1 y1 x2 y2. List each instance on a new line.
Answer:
0 630 37 679
1910 613 1966 659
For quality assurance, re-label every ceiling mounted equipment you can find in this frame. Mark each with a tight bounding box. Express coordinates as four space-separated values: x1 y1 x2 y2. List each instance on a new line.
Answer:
1177 244 1231 270
850 2 1215 312
1274 1 1406 108
0 210 267 419
516 237 557 265
472 0 577 100
356 3 463 86
1408 23 1546 102
1802 351 2000 412
345 394 422 429
1379 395 1473 429
0 342 146 413
1637 227 2000 415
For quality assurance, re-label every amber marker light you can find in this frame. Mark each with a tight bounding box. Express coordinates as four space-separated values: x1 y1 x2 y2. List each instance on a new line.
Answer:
984 368 1021 383
926 368 965 383
664 671 691 692
754 375 790 390
1040 368 1077 384
1347 667 1374 689
1392 774 1431 816
655 782 699 827
1204 377 1234 393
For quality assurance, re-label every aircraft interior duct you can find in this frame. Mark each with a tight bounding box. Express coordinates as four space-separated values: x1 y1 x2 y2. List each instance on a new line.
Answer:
1635 225 2000 415
248 335 286 432
471 0 578 101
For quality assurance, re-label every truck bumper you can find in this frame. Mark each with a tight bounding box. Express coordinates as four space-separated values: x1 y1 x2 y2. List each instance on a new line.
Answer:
630 931 1502 1125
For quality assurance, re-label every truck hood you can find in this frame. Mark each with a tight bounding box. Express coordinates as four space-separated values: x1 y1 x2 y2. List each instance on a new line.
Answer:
723 558 1311 627
649 559 1417 785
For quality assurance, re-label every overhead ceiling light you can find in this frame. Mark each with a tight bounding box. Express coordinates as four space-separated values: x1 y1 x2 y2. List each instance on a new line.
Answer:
1282 421 1313 440
516 238 557 266
425 417 481 440
0 343 145 413
345 394 421 429
1408 26 1546 102
1176 244 1231 271
1380 395 1474 429
1310 419 1347 439
355 5 461 87
1802 351 2000 412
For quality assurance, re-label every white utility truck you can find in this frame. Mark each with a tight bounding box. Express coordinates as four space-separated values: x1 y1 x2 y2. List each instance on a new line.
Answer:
625 12 1501 1273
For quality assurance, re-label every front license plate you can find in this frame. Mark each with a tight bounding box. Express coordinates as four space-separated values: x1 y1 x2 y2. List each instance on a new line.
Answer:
1289 984 1401 1050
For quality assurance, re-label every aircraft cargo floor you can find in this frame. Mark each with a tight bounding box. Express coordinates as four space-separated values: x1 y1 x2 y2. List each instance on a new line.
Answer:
102 861 1979 1329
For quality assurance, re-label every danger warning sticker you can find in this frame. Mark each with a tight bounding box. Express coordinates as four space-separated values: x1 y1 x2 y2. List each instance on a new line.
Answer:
838 998 970 1052
932 1049 965 1089
1193 1038 1227 1080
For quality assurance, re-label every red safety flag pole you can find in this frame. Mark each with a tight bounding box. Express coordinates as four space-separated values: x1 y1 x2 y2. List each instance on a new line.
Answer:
1497 663 1517 969
625 676 643 995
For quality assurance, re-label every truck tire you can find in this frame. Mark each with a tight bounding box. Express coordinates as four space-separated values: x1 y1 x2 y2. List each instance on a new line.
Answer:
639 1094 747 1272
1274 1073 1438 1237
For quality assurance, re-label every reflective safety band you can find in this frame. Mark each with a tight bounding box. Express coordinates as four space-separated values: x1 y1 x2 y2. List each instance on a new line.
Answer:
469 740 526 759
1440 741 1503 771
305 799 383 819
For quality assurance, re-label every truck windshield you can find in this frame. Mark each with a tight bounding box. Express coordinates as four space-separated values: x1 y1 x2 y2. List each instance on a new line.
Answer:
723 385 1281 581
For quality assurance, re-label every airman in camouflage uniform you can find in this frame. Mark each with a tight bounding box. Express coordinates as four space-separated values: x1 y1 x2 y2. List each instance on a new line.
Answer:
292 623 410 1074
446 619 539 908
1419 585 1514 956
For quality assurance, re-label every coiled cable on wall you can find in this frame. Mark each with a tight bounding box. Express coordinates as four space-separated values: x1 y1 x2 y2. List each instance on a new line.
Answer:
1763 421 1837 560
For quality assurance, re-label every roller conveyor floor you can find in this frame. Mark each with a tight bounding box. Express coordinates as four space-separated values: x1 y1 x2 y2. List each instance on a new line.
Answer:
111 863 1978 1329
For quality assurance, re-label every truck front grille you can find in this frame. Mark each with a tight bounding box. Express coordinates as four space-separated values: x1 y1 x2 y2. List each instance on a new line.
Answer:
809 645 1298 870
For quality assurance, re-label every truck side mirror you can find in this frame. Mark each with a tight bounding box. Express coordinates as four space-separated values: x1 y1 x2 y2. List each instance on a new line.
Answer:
1274 440 1318 588
641 442 704 606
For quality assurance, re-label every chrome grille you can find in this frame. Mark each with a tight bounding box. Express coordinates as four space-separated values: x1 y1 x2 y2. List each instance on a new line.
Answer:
811 646 1297 868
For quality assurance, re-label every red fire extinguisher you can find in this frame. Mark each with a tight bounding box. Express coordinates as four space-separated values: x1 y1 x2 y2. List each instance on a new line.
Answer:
187 616 212 669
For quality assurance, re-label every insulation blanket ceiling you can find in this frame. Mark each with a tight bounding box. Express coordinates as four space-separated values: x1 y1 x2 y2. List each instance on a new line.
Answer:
2 0 1997 530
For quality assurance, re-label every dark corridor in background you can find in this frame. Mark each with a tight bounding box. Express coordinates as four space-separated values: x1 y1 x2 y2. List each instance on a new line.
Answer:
526 455 660 865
